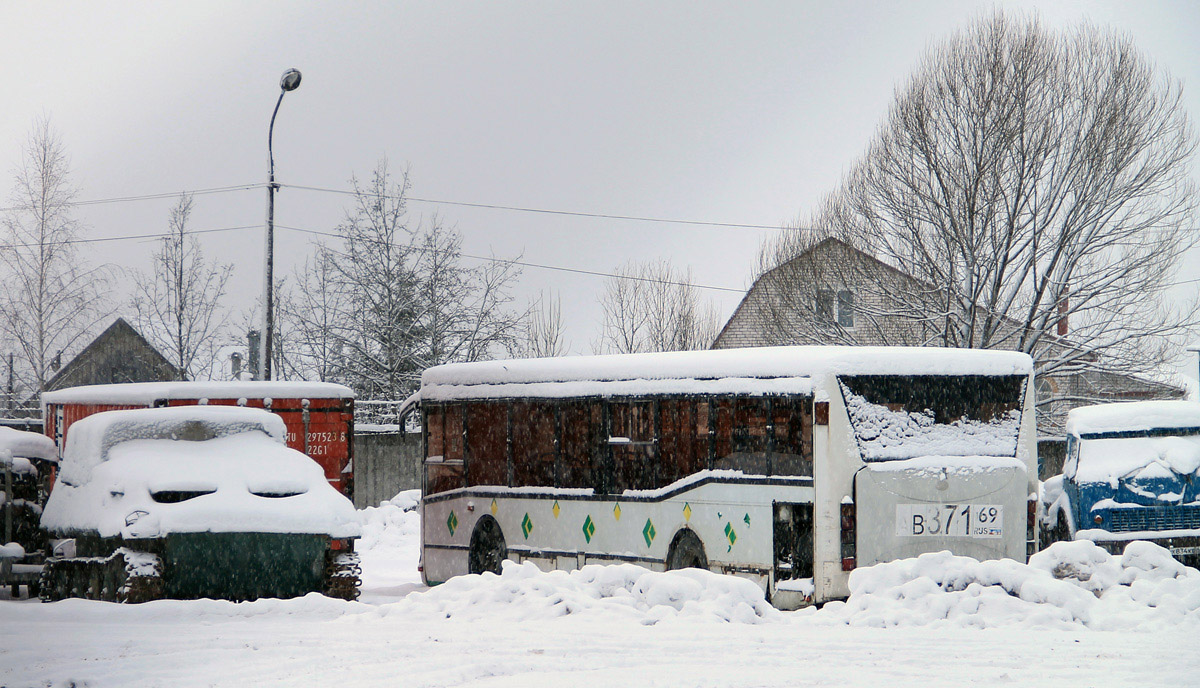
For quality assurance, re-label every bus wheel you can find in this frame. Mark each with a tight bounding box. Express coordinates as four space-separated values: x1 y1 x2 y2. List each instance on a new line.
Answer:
468 516 507 575
666 529 708 571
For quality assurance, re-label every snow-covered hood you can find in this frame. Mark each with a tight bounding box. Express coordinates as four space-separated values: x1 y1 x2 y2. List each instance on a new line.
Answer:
42 431 360 539
1074 434 1200 506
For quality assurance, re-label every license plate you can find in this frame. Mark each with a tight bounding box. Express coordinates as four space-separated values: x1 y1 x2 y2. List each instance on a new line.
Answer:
895 504 1004 538
1170 546 1200 556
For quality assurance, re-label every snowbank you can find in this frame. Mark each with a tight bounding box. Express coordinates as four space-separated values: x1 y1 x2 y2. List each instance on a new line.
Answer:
357 490 423 597
385 560 782 625
808 540 1200 631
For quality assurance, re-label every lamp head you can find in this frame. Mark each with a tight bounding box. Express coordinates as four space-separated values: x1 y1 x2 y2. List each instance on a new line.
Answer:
280 68 302 92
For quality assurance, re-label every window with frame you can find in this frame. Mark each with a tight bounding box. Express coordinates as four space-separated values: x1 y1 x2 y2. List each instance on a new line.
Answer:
837 290 854 327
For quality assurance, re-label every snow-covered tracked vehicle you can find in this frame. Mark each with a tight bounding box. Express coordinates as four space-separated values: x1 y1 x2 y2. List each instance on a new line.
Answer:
0 427 60 597
38 406 362 602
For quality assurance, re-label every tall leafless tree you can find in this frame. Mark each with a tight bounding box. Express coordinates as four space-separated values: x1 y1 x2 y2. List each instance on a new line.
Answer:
280 247 348 382
525 290 567 358
759 14 1198 425
131 194 233 380
291 159 526 399
596 259 721 354
0 117 111 393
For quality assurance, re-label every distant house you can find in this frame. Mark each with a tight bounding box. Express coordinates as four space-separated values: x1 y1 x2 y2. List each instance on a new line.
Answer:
44 318 180 392
714 237 1185 443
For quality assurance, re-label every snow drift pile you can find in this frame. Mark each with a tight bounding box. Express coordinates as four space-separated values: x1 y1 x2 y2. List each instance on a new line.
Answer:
810 540 1200 631
356 490 422 593
386 560 781 625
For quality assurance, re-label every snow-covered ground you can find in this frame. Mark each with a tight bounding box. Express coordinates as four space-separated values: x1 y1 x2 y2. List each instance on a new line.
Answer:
3 490 1197 687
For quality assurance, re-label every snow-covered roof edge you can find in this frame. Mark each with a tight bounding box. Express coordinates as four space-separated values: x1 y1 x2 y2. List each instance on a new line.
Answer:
421 346 1032 401
42 380 355 407
1066 400 1200 436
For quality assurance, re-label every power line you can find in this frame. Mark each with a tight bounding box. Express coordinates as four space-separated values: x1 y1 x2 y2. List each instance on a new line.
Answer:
0 224 259 250
0 183 264 213
274 224 749 294
278 182 789 231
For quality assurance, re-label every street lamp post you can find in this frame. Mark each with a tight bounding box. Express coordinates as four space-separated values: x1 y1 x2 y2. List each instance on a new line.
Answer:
261 68 302 381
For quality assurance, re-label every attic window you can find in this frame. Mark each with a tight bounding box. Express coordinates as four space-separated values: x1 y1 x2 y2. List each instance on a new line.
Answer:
815 289 854 328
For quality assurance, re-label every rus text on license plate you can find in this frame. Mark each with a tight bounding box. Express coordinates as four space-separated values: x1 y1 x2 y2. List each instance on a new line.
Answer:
895 504 1004 538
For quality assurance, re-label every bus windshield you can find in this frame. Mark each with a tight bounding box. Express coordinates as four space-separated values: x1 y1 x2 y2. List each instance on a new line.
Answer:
838 375 1024 461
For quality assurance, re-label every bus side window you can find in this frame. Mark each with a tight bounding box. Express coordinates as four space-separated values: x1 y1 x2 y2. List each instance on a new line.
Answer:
771 396 813 477
560 401 599 490
732 398 769 454
444 404 463 460
426 460 464 494
426 404 444 458
465 402 507 487
659 399 703 488
611 401 655 491
713 398 733 461
512 401 556 487
695 400 712 469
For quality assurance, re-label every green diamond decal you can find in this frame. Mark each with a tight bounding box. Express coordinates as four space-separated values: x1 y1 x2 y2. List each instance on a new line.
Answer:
642 518 656 547
582 515 595 543
521 513 534 539
724 522 737 550
744 513 751 527
446 510 458 536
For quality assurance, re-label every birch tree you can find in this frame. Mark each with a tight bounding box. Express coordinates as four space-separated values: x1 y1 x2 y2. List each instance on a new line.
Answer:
131 194 233 380
0 117 111 392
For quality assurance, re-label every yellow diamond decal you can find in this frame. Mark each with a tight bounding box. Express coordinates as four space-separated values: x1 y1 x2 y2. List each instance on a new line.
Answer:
683 502 692 521
490 499 498 516
552 501 561 519
613 503 622 521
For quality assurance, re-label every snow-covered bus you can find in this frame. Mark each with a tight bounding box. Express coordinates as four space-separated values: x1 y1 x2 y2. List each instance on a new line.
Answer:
418 346 1036 606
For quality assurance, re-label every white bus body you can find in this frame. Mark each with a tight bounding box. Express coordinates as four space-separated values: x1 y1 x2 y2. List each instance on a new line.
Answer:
419 346 1036 606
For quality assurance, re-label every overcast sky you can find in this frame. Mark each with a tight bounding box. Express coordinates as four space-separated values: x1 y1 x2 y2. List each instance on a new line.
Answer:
3 1 1199 386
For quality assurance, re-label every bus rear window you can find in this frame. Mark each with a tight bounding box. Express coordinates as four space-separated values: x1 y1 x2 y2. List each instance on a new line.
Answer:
838 375 1024 461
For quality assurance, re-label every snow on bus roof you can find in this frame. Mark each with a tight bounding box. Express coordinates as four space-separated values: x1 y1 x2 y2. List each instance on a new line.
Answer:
41 380 355 407
420 346 1032 401
1066 401 1200 436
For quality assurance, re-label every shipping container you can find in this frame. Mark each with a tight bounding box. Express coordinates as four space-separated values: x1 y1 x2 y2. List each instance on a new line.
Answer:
41 381 355 497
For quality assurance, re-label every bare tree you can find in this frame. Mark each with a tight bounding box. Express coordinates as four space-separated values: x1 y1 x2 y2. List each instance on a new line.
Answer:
0 117 112 392
414 219 525 367
596 260 721 353
280 247 349 382
759 14 1198 426
301 159 526 399
131 194 233 380
525 290 567 358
